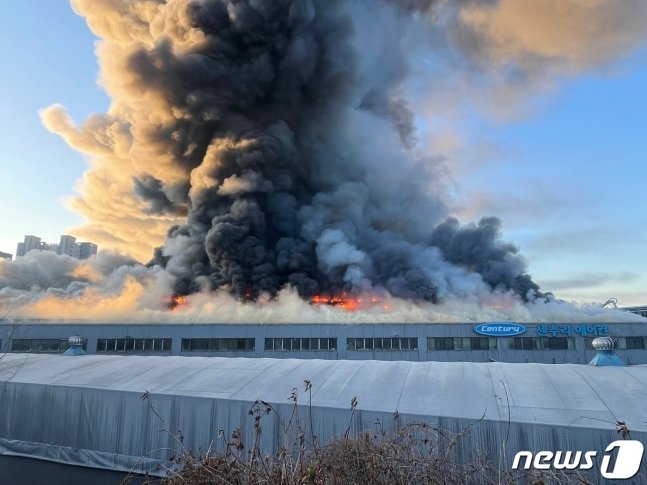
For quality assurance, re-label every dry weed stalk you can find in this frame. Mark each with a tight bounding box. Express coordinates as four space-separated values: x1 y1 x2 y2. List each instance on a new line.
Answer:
123 381 606 485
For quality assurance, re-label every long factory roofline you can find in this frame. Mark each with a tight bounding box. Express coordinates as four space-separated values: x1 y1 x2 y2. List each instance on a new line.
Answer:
1 320 646 366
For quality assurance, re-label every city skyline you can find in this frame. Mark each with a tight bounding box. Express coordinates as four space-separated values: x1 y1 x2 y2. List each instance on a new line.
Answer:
10 233 98 261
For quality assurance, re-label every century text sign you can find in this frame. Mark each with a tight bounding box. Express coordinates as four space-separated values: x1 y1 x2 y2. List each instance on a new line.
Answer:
474 323 527 337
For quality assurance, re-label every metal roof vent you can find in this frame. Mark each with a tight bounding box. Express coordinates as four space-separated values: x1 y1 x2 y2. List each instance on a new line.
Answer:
63 336 86 356
588 337 624 366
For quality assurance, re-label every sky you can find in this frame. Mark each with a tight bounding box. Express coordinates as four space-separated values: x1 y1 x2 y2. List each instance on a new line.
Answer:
446 59 647 306
0 2 108 253
1 1 646 307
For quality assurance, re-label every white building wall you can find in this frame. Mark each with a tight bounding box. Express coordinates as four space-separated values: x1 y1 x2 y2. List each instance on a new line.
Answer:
57 235 76 256
22 236 41 254
74 242 98 259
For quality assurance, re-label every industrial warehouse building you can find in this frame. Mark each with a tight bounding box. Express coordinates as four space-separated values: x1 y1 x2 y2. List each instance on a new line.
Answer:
0 352 645 484
1 321 647 364
1 322 646 483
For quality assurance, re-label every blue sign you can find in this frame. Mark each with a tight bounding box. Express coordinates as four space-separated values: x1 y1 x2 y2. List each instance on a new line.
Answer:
536 324 608 337
474 323 527 337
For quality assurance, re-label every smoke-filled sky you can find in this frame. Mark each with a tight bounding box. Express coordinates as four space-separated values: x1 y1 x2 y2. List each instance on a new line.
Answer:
1 0 647 313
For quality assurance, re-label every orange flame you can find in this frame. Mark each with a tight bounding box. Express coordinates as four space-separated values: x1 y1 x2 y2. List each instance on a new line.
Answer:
310 292 384 312
165 294 187 311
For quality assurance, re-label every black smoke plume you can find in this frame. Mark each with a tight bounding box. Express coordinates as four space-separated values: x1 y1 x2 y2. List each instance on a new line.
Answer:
117 0 543 303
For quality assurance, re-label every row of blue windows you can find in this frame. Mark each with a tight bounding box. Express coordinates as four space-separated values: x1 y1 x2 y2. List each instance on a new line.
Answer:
181 338 255 352
429 337 497 351
265 338 337 351
348 337 418 351
97 338 172 353
6 336 646 354
507 337 575 351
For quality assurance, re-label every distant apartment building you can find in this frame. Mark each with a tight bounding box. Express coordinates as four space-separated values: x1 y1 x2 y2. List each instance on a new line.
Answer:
0 251 12 261
72 242 98 260
16 235 42 257
57 235 77 257
15 235 98 260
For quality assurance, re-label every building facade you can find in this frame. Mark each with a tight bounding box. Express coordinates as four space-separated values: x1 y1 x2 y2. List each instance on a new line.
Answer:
72 242 98 260
16 236 41 257
57 235 76 256
0 251 11 261
2 321 646 365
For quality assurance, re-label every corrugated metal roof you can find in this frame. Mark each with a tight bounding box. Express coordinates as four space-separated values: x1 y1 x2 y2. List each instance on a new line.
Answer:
1 353 646 483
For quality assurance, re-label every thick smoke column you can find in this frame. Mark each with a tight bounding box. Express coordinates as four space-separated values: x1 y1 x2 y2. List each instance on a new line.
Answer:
41 0 542 304
3 0 645 322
